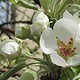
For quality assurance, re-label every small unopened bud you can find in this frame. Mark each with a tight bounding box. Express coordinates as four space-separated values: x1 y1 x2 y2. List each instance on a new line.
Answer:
31 11 49 36
0 39 21 60
31 20 47 36
1 34 9 41
32 11 49 23
15 24 31 39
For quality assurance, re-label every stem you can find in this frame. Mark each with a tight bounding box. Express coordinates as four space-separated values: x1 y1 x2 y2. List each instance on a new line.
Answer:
0 62 38 80
64 68 73 80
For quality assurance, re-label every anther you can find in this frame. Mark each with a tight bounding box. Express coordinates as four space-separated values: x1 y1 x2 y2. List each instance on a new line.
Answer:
68 42 72 44
74 47 76 50
70 37 73 41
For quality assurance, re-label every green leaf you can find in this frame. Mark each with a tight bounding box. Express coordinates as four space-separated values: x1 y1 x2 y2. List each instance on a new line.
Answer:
10 0 18 4
73 73 80 80
49 0 61 17
73 0 80 5
49 0 73 19
60 68 75 80
71 66 80 75
39 0 51 11
20 69 37 80
60 74 68 80
10 0 38 10
22 26 31 39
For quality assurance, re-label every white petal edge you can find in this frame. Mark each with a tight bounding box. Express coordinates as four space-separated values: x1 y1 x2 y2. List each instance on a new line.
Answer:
63 10 74 20
67 54 80 66
40 27 57 54
50 50 67 67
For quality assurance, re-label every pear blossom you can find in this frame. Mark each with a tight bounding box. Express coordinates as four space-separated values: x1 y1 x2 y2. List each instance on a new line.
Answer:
30 10 49 35
40 10 80 67
0 40 21 60
32 10 49 23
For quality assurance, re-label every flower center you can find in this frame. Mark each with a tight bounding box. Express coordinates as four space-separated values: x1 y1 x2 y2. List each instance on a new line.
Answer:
56 37 76 61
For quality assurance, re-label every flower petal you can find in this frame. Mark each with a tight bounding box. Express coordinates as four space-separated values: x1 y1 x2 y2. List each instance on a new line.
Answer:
67 54 80 66
40 28 57 54
50 50 67 67
74 30 80 54
63 10 74 20
54 18 79 43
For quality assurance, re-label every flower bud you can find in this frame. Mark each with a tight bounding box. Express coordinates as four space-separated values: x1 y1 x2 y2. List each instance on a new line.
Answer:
31 20 47 36
31 11 49 36
15 24 31 39
1 34 9 41
0 40 21 60
32 11 49 23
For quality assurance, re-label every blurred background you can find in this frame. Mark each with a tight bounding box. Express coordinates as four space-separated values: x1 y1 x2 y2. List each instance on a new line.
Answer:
0 0 40 38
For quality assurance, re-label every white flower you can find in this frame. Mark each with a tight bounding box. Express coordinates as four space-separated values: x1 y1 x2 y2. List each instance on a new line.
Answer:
40 10 80 67
31 11 49 35
32 10 49 23
0 40 21 60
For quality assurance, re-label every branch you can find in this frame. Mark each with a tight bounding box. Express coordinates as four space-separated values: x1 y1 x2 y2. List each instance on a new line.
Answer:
0 21 32 27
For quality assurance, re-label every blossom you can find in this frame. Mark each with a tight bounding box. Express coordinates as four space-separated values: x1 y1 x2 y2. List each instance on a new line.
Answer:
30 10 49 35
40 10 80 67
0 40 21 60
15 24 30 39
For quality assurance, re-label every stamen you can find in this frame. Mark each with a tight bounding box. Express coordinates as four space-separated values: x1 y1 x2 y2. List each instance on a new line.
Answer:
56 37 76 61
71 50 74 53
74 47 76 50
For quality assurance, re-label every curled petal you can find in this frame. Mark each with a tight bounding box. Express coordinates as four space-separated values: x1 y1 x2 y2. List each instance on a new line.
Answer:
40 28 57 54
50 50 67 67
54 18 79 43
67 54 80 66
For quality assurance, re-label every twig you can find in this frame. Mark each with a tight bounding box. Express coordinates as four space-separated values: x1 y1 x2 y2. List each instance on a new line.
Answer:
0 21 32 27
